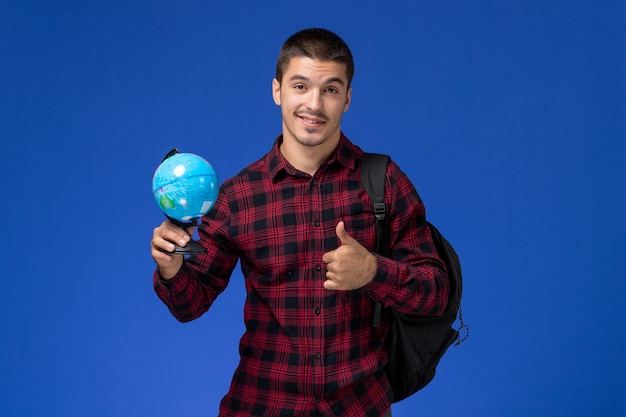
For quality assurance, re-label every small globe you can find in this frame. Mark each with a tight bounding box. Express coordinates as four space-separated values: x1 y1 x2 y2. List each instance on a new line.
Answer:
152 152 219 223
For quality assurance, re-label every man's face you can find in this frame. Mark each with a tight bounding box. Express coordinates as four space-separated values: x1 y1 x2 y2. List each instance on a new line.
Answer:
272 57 352 149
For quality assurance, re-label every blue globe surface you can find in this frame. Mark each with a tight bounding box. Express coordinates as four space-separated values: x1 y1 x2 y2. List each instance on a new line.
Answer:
152 152 219 223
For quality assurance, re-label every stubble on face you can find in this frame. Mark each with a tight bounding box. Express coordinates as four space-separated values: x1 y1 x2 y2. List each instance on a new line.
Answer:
273 57 351 152
290 109 330 145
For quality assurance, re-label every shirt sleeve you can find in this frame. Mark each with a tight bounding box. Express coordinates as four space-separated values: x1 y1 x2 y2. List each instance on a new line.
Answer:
153 187 239 322
360 160 449 317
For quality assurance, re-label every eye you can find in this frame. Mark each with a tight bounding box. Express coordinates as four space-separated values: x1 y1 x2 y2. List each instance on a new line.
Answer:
325 87 339 94
294 84 306 91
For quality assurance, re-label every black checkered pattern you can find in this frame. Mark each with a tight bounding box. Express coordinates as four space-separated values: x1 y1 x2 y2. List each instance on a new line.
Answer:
154 134 448 416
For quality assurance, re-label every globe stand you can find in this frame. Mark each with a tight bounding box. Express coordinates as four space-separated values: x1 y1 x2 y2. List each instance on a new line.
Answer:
155 148 213 256
164 215 207 255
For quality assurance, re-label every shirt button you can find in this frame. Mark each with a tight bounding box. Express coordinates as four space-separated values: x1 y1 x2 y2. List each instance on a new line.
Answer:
315 308 321 315
315 265 322 272
315 353 321 359
312 180 318 186
313 220 320 227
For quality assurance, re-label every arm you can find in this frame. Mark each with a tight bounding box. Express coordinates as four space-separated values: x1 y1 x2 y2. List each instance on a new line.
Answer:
152 190 239 322
362 161 449 316
151 220 192 280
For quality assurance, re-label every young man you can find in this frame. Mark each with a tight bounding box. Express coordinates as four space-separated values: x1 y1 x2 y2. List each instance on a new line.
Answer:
151 28 448 417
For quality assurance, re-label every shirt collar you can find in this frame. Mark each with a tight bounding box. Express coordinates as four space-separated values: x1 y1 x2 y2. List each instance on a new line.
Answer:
266 133 360 181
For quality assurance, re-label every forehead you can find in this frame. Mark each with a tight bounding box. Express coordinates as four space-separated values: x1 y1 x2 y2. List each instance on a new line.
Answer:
283 56 349 85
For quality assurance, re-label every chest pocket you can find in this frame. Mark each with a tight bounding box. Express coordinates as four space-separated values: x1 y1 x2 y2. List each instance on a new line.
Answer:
320 187 377 253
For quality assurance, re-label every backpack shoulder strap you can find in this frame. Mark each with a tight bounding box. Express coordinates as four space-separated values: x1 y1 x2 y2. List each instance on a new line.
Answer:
361 153 390 202
361 152 391 327
361 152 391 256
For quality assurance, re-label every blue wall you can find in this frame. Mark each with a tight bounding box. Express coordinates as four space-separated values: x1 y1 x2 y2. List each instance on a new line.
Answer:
1 1 624 416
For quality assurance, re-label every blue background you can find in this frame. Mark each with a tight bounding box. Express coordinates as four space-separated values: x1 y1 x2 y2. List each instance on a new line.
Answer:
1 1 624 416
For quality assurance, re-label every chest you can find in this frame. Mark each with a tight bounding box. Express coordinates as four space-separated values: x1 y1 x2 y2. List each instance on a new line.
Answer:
229 172 378 271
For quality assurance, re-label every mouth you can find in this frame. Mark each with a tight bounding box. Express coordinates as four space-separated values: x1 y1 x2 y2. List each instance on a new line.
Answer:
297 112 326 128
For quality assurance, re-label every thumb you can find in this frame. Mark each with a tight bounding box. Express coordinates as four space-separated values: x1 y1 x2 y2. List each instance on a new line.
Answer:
336 221 356 245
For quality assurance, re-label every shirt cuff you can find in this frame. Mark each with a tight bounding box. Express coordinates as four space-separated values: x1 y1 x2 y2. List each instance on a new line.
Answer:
360 254 398 300
153 262 190 295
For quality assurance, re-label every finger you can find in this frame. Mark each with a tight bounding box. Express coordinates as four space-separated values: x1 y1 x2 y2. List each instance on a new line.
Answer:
152 235 179 253
152 237 172 253
336 221 356 245
158 220 191 238
152 245 174 261
323 279 339 291
322 250 336 265
151 240 180 264
158 227 191 248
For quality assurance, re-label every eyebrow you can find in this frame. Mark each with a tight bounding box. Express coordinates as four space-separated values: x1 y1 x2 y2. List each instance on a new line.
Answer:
288 74 346 86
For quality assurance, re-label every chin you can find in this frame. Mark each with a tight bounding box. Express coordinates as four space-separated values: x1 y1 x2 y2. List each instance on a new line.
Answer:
296 135 327 148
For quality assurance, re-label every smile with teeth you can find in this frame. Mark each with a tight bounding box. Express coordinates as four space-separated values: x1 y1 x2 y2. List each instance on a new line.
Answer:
298 113 326 127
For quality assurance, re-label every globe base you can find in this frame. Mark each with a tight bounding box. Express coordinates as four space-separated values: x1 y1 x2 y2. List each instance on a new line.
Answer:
170 239 206 255
164 215 207 255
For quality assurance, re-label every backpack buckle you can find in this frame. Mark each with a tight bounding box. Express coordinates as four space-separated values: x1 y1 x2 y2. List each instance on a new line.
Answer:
373 203 386 221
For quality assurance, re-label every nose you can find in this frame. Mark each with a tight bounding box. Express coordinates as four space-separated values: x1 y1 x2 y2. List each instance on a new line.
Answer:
305 89 322 112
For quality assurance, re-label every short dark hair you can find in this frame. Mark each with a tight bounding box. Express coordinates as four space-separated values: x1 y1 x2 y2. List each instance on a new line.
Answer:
275 28 354 86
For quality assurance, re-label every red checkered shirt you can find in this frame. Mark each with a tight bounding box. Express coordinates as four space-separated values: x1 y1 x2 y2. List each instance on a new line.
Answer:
154 134 448 417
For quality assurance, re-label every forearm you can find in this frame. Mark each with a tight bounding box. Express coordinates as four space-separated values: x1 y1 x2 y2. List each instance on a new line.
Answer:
157 260 183 281
365 253 448 316
153 250 236 322
363 162 449 315
153 262 210 322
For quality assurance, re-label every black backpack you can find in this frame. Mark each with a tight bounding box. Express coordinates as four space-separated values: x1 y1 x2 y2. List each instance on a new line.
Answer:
361 152 468 403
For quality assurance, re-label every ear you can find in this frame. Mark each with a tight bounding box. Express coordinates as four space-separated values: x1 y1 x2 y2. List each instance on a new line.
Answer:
272 78 281 106
343 86 352 112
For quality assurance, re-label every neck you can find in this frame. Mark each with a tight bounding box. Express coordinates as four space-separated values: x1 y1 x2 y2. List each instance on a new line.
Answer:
280 135 340 176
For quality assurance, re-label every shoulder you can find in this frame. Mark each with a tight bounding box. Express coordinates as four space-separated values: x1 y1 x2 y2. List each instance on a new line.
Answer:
360 151 414 190
386 158 415 189
219 152 271 194
364 154 423 212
